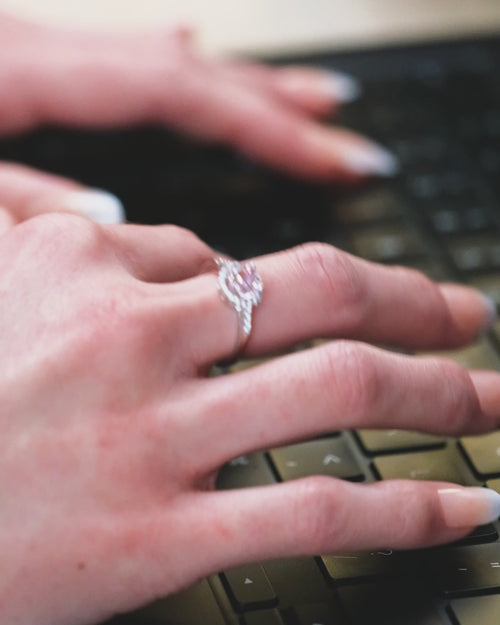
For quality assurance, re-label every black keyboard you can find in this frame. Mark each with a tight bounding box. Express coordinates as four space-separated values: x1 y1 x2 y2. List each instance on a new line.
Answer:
2 35 500 625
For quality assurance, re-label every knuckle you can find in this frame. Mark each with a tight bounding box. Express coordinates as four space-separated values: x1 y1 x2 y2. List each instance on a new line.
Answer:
371 481 442 548
292 243 367 329
291 476 349 552
22 212 106 261
323 341 382 425
426 358 480 435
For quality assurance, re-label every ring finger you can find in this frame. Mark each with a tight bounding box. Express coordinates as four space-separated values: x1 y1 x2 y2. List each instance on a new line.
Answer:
177 242 495 365
180 341 500 471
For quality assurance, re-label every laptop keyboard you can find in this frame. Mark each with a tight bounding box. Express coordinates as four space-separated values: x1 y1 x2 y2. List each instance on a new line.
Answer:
2 35 500 625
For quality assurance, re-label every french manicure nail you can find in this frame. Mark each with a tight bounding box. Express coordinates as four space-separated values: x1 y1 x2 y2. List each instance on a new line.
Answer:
62 190 126 224
438 487 500 528
327 71 362 103
340 141 400 177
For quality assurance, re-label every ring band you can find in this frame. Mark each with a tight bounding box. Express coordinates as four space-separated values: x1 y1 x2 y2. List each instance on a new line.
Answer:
216 257 263 353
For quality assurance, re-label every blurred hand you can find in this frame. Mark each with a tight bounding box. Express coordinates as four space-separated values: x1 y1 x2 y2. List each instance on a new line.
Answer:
0 12 397 180
1 214 499 625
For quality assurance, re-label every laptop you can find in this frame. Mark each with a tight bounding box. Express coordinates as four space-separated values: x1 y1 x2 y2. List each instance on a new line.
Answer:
2 2 500 624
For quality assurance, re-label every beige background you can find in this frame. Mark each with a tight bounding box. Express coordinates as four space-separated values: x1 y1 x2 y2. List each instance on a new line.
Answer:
1 0 500 55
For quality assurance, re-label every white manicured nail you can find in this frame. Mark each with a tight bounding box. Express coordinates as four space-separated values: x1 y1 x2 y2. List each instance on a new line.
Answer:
480 293 498 332
327 71 362 103
438 487 500 528
62 190 125 224
340 141 400 177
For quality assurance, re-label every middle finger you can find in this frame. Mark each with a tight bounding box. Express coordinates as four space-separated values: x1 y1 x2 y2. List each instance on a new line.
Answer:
182 341 500 472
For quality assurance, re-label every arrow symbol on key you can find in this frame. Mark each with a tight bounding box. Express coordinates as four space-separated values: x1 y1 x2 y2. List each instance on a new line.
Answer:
323 454 342 465
410 469 429 479
244 578 253 584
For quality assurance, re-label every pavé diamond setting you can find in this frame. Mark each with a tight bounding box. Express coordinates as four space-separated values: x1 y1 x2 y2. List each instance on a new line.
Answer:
216 257 263 349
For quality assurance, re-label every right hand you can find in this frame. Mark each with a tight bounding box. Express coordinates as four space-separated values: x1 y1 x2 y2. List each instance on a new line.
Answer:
0 11 396 181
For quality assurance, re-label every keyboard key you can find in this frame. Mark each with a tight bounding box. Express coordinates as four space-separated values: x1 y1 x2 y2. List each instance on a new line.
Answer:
391 134 449 168
457 523 499 546
449 594 500 625
429 205 493 235
460 432 500 478
322 550 405 583
486 477 500 495
373 447 472 485
446 234 500 272
467 273 500 304
338 582 443 625
348 222 427 262
293 602 348 625
407 169 475 203
216 453 276 489
263 558 331 606
333 187 404 224
356 430 445 455
430 543 500 596
243 609 284 625
103 579 227 625
270 437 364 482
222 564 278 611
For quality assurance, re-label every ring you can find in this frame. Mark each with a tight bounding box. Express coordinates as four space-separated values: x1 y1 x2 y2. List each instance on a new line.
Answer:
216 257 263 353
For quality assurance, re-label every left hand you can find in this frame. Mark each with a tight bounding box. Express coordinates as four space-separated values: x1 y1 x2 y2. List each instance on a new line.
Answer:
0 12 396 180
1 215 499 625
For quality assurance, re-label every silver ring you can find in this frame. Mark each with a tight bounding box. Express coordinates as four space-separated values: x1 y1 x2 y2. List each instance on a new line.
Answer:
216 257 263 353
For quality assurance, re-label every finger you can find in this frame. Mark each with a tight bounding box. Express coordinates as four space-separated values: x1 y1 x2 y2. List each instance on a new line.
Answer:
5 19 393 181
177 244 495 364
220 61 361 117
0 205 16 234
0 162 125 223
167 70 397 180
106 223 215 282
186 342 500 470
187 480 500 571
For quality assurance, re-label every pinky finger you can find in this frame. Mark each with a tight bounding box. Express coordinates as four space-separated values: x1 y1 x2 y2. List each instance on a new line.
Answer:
195 479 500 570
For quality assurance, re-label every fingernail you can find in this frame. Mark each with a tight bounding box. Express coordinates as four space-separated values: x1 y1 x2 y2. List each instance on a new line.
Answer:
326 71 362 103
469 370 500 420
62 190 126 224
480 293 498 332
438 487 500 528
438 284 498 341
340 140 400 177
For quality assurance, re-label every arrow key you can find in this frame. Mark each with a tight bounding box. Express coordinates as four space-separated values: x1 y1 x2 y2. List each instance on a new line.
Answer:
222 564 278 611
270 437 363 482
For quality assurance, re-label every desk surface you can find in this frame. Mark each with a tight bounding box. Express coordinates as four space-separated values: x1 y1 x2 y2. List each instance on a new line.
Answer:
1 0 500 55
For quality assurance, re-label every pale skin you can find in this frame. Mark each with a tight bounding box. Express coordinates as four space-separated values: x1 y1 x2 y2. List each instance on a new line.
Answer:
1 215 500 625
2 10 500 625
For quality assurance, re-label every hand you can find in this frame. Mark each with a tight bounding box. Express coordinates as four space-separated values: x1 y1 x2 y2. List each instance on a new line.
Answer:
0 12 396 180
1 214 499 625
